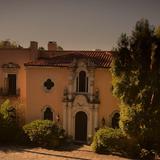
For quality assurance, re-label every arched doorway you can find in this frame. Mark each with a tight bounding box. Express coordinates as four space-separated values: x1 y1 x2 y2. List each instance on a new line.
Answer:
75 111 87 142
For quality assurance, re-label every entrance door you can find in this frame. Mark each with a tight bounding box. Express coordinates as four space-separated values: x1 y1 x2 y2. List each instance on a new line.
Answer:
75 111 87 142
8 74 16 95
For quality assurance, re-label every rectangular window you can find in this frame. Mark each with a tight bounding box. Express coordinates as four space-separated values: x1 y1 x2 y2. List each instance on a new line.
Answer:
8 74 16 95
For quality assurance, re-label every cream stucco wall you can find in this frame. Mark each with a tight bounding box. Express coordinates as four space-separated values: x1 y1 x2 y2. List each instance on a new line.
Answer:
0 49 35 101
95 68 119 127
26 67 70 123
26 66 119 128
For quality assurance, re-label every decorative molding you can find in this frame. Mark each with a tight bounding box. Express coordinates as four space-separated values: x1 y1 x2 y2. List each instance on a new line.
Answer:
44 79 54 90
73 95 88 107
2 62 20 69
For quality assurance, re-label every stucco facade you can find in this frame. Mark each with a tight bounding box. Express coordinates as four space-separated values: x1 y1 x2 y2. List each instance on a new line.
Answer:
0 41 119 142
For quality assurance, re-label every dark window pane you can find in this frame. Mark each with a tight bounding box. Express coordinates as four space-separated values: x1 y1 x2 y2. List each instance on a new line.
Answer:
8 74 16 95
112 113 120 129
79 71 86 92
44 108 53 120
44 79 54 90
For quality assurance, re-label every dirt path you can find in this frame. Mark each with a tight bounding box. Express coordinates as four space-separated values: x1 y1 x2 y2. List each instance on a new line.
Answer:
0 145 130 160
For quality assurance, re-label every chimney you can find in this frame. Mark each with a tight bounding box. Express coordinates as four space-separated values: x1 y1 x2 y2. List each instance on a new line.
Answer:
48 41 57 51
30 41 38 50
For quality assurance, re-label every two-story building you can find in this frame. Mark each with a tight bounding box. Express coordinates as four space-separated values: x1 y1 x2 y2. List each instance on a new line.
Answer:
0 41 119 142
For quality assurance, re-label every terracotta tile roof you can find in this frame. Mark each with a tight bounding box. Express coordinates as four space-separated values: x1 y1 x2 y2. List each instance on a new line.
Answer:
24 51 113 68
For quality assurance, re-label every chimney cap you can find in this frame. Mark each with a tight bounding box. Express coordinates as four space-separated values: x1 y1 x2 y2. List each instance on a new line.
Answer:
48 41 57 51
30 41 38 50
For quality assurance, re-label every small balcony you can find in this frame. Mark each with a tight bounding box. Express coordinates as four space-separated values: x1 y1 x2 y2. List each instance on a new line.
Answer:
63 88 100 104
0 88 20 97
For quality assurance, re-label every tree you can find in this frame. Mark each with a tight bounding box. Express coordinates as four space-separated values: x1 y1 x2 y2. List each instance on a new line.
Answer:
57 45 63 51
0 100 20 143
38 46 45 51
0 39 23 48
111 19 160 151
155 26 160 38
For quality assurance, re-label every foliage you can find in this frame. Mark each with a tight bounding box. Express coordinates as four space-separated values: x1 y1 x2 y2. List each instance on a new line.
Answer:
0 99 20 143
92 127 142 158
0 39 23 48
91 127 126 154
23 120 65 147
155 26 160 38
139 148 156 160
38 45 63 51
38 46 45 51
111 18 160 154
57 45 63 51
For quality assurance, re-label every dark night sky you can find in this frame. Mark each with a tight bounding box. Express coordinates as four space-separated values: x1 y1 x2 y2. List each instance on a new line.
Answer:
0 0 159 50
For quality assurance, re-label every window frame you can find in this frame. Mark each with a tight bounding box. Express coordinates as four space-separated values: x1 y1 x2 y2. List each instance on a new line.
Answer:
75 70 89 93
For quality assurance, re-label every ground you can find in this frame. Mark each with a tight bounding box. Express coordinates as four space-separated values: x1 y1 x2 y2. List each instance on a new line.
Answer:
0 144 130 160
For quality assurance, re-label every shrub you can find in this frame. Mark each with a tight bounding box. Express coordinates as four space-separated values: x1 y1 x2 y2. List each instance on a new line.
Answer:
124 138 141 158
0 100 20 143
91 127 126 154
92 127 142 158
139 148 156 160
23 120 65 147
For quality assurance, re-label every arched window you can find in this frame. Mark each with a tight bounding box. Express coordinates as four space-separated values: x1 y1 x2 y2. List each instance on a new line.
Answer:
44 107 53 121
76 71 88 93
112 112 120 129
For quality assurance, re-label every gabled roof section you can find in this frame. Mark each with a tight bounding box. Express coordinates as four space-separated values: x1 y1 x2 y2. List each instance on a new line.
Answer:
24 50 113 68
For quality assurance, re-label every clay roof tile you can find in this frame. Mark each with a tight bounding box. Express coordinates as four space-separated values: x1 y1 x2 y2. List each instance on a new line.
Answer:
25 50 113 68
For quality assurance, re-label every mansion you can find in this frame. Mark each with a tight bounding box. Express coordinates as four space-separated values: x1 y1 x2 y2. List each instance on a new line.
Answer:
0 41 119 142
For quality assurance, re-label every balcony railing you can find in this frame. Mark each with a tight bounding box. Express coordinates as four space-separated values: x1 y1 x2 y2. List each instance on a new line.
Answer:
0 88 20 97
63 88 100 104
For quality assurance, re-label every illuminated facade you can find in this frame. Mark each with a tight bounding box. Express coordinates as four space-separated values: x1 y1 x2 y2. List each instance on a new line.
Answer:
0 41 119 142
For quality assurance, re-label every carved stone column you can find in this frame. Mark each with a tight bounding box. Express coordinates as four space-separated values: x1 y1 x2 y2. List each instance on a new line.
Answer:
94 104 98 134
62 103 67 132
4 73 8 94
68 69 74 100
89 70 95 102
67 102 72 135
88 106 93 141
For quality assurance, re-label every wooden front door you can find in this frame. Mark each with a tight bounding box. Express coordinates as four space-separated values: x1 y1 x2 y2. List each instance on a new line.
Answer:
75 111 87 142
